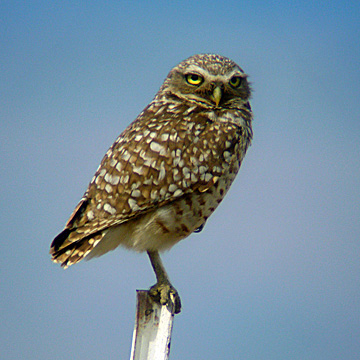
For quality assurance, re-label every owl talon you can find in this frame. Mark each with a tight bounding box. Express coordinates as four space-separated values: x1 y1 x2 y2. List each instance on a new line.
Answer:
149 282 182 314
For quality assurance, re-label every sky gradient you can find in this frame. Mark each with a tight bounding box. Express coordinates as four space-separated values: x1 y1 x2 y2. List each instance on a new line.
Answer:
1 1 359 359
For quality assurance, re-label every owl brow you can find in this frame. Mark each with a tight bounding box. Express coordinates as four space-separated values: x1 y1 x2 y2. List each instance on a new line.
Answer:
183 65 246 81
226 68 246 78
183 65 209 76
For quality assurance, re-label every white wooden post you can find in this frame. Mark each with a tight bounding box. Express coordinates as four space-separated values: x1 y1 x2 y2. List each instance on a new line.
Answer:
130 290 175 360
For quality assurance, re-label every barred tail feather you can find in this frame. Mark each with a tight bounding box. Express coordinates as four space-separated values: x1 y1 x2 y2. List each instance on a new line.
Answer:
50 229 104 269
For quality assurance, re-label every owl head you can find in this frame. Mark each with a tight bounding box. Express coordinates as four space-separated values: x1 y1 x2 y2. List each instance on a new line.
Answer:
158 54 251 110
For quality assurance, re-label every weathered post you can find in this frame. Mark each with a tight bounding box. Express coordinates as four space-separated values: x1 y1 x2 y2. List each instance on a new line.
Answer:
130 290 175 360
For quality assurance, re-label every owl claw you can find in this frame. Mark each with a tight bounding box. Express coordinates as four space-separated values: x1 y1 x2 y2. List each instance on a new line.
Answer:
149 282 182 314
194 222 206 233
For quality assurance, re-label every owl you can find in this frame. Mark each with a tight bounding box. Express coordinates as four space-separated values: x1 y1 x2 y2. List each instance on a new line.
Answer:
50 54 253 314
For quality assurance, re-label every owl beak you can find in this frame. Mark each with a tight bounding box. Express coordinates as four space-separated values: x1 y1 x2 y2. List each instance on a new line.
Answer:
211 86 222 107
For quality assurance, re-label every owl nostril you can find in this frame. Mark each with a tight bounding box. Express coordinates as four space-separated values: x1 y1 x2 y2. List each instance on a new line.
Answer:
210 82 223 90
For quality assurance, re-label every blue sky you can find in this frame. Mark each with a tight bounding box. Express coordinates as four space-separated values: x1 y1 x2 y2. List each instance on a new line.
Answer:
1 1 359 359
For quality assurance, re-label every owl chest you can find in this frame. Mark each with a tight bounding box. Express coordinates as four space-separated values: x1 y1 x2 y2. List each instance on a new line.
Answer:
205 159 239 206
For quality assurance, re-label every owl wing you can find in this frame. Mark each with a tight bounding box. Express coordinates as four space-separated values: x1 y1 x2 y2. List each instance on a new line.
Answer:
50 104 247 267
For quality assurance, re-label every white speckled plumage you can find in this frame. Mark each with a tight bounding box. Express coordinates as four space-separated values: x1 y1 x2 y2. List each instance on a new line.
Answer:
50 54 253 287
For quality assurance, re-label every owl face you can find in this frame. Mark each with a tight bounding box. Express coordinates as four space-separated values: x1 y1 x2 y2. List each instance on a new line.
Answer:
160 54 251 110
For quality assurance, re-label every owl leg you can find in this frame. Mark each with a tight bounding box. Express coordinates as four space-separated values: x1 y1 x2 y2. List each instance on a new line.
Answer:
147 250 181 314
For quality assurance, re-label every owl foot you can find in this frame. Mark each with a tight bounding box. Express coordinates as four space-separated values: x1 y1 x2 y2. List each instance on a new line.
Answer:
149 282 182 314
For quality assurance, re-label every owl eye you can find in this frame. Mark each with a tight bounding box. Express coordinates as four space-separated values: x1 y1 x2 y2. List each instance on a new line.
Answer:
229 76 242 88
185 74 204 86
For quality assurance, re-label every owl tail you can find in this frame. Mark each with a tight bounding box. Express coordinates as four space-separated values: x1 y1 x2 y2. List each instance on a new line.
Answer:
50 228 104 269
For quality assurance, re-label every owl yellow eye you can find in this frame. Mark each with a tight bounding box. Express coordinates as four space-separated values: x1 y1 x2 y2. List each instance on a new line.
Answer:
229 76 242 88
185 74 204 86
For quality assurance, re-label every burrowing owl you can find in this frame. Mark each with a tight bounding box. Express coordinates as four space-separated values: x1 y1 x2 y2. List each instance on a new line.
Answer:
50 54 253 313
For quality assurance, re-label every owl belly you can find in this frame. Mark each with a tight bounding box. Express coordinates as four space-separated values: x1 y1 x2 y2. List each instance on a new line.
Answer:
87 168 237 258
